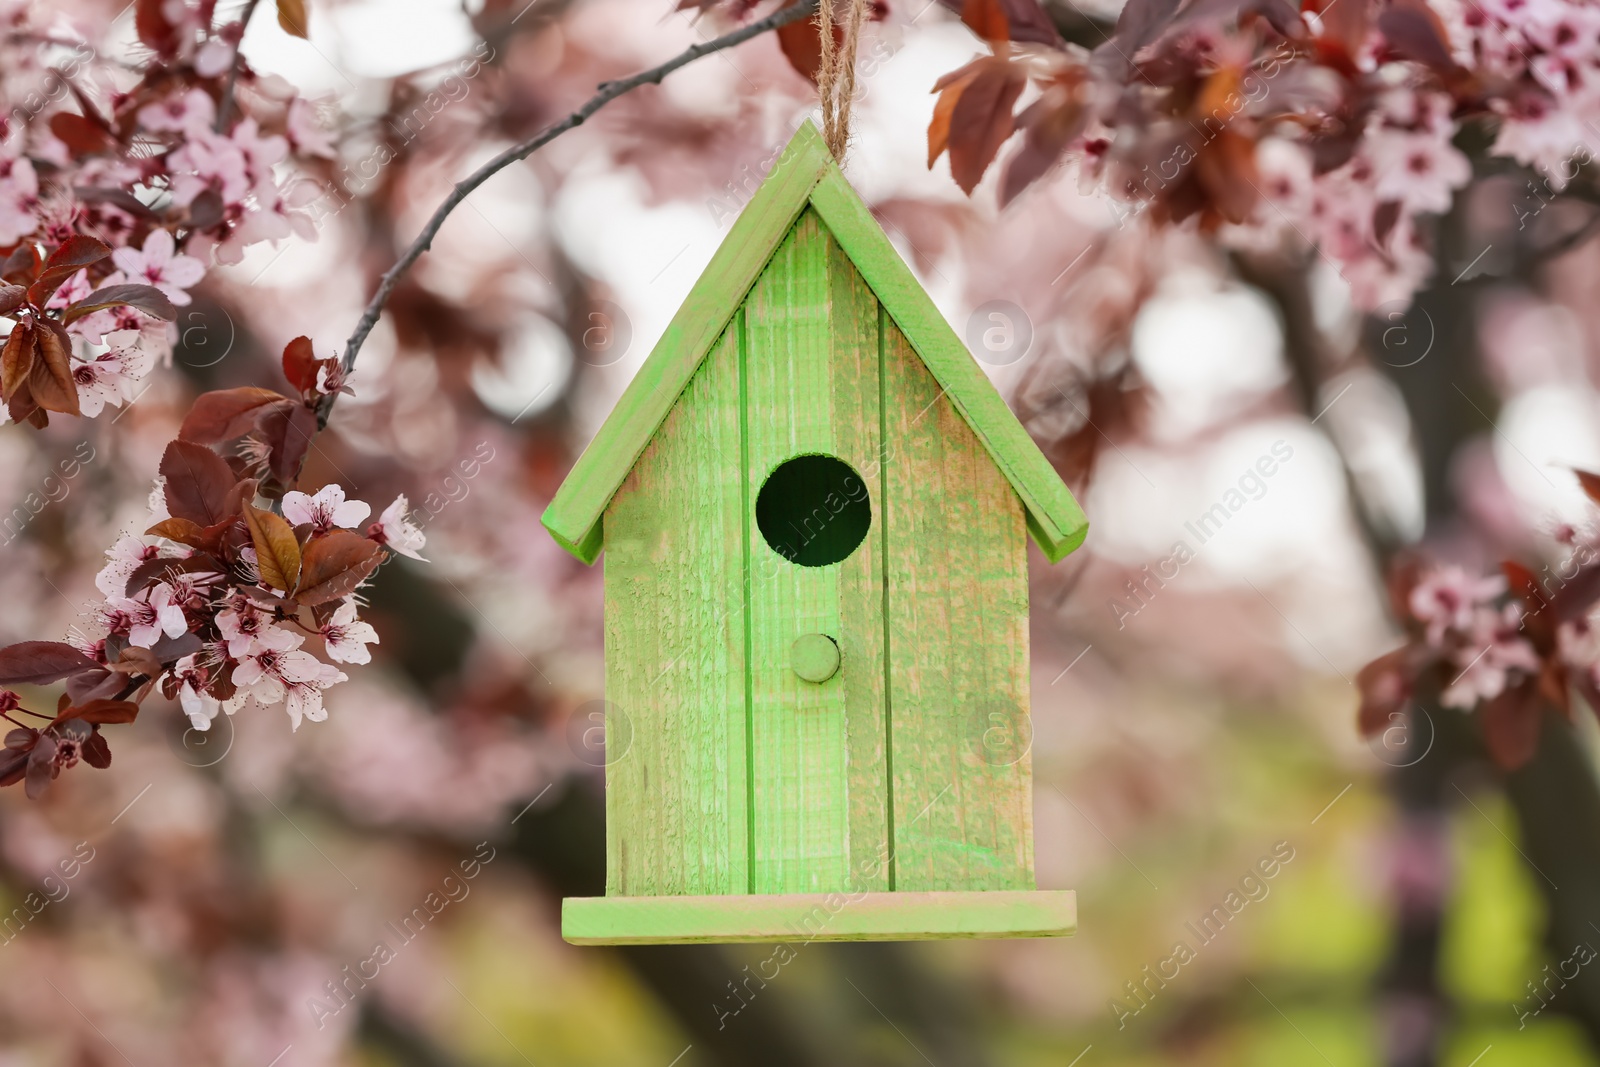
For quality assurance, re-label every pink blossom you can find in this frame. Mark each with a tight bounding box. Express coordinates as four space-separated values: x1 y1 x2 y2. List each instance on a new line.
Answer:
72 337 154 417
1370 130 1472 216
167 129 251 207
231 637 323 709
95 535 160 598
282 485 370 535
1441 604 1542 708
368 495 426 561
137 87 216 138
173 654 220 730
319 601 378 664
194 38 235 79
217 601 299 659
230 118 288 183
110 582 189 648
287 97 336 159
1409 565 1506 647
111 229 205 307
44 268 92 311
1557 616 1600 688
0 151 39 246
285 661 347 730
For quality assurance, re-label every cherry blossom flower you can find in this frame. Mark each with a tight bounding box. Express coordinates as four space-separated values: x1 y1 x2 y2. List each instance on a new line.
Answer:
72 343 151 417
1441 604 1542 708
1557 616 1600 688
173 654 221 730
1409 565 1507 647
110 229 206 307
285 661 348 730
231 638 323 709
95 535 160 598
217 597 299 659
282 485 370 535
368 495 426 560
287 97 337 159
167 129 251 207
0 150 38 246
107 582 189 648
137 86 216 137
319 601 378 664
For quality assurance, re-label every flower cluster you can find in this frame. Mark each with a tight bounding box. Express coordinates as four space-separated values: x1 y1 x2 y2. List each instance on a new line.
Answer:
86 478 420 735
0 335 427 796
0 0 334 426
1358 480 1600 769
912 0 1600 308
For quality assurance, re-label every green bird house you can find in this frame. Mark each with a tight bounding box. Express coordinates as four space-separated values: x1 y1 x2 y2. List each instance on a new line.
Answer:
542 121 1088 945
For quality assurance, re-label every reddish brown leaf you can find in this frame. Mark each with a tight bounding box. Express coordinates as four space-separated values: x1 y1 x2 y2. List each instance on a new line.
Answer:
48 112 116 159
61 283 177 325
295 531 384 605
281 335 320 393
1001 82 1088 205
1 321 35 402
1377 0 1459 75
776 10 838 84
27 235 111 307
931 55 1028 195
29 321 80 416
244 505 302 592
144 516 238 555
1481 684 1544 771
0 641 97 685
135 0 178 53
939 0 1061 45
1575 468 1600 507
278 0 310 38
259 402 320 485
58 699 140 725
1 244 41 286
83 731 111 768
0 284 25 315
160 440 239 527
1504 559 1554 646
1356 646 1416 738
180 388 291 443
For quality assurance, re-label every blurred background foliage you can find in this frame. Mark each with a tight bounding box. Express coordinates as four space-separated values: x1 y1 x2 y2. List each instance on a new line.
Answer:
4 0 1600 1063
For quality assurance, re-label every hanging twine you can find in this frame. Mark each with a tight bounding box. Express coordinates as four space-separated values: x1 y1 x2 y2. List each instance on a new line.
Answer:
815 0 868 161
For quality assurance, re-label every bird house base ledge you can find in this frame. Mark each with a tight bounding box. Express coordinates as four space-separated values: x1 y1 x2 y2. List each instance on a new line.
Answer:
561 889 1077 945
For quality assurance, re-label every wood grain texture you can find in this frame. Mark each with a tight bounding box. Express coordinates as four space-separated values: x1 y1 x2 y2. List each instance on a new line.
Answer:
543 124 834 562
880 314 1035 891
744 209 889 895
542 121 1087 568
563 890 1076 944
602 325 748 896
807 168 1088 562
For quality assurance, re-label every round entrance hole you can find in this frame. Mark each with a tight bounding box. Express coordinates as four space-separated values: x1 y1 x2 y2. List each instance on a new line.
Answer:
755 454 871 567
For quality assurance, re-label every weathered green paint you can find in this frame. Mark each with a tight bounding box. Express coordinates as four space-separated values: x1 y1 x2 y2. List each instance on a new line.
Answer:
791 634 840 683
541 121 1087 565
562 889 1077 944
881 313 1033 890
549 121 1085 943
602 324 748 896
745 209 889 895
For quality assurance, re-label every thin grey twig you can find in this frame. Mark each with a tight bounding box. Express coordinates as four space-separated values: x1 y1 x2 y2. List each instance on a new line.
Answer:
214 0 264 133
321 0 820 427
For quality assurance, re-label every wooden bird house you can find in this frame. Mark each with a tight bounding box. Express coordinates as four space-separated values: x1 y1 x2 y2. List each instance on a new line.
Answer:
543 121 1088 944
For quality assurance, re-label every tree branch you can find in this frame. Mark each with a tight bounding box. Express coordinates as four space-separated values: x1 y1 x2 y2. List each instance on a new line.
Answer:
320 0 821 427
215 0 263 133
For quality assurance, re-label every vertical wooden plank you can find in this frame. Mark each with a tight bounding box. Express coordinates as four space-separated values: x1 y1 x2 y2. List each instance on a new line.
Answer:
603 326 748 896
881 315 1034 891
745 209 889 895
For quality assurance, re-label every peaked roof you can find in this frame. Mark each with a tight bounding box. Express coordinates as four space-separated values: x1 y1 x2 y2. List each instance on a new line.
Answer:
541 121 1088 565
